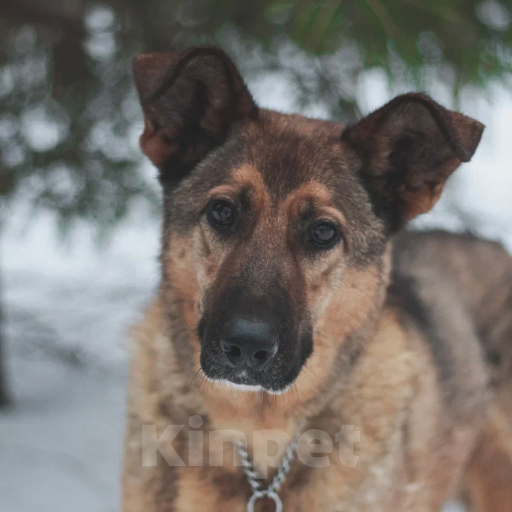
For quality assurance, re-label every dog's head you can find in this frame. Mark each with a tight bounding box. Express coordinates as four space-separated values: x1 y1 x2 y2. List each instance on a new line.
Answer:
133 47 483 395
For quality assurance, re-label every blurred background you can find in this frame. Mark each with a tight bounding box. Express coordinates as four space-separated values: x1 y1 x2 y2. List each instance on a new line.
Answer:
1 1 511 511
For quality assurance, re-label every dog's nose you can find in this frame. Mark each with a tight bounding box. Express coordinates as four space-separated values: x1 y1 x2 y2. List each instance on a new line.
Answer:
220 317 278 369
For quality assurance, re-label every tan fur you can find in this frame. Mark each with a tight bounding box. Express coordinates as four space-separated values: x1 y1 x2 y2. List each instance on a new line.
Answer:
139 117 179 169
401 157 460 220
463 391 512 512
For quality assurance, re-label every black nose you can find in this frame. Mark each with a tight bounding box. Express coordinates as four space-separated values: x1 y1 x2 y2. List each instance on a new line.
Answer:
220 317 278 369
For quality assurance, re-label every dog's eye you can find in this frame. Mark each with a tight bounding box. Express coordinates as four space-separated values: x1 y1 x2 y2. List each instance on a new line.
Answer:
207 200 237 232
309 221 340 249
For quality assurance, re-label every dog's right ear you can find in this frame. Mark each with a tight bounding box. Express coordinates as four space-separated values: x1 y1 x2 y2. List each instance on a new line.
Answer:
132 46 258 184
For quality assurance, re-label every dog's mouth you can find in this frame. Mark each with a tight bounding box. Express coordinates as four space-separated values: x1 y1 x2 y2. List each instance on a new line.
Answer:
204 368 288 393
200 353 301 394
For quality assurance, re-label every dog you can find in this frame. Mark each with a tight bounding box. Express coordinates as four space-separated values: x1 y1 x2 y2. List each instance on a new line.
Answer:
122 46 512 511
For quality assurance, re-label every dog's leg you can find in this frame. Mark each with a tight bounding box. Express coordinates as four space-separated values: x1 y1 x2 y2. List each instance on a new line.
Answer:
463 393 512 512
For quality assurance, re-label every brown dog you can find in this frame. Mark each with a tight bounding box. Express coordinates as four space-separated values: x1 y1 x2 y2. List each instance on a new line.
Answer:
122 46 512 511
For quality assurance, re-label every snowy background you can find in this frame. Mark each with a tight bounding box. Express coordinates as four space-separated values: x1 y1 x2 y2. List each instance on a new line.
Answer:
1 74 511 511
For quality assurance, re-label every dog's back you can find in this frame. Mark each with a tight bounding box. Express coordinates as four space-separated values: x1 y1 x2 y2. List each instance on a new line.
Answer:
394 230 512 389
393 230 512 511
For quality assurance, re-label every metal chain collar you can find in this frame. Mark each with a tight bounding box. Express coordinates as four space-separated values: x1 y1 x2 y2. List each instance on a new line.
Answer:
236 425 302 512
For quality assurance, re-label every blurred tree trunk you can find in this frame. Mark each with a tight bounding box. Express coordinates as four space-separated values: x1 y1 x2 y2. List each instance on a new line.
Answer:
0 273 9 408
0 342 8 408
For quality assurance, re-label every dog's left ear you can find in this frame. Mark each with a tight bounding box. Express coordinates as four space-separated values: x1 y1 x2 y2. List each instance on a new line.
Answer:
133 46 258 184
343 93 484 231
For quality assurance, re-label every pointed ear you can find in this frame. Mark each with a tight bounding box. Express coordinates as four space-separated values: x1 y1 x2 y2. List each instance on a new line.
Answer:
343 93 484 231
132 46 258 184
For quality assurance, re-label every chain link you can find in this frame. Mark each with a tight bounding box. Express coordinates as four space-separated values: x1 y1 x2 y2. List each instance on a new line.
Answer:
236 424 302 512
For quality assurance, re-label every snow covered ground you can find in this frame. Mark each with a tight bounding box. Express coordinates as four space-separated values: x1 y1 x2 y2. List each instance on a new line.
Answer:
1 213 160 512
1 79 511 511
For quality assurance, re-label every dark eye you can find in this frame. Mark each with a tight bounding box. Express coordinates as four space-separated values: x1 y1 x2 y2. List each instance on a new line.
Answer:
309 221 340 249
207 200 237 232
